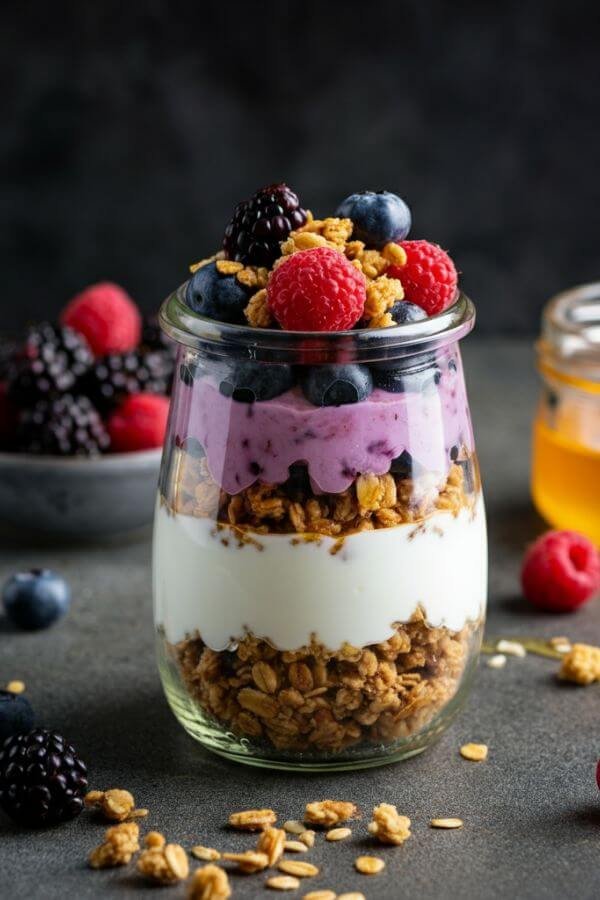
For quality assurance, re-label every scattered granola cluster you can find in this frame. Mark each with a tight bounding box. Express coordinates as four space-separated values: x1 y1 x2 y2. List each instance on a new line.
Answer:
169 446 477 540
559 643 600 685
174 608 476 754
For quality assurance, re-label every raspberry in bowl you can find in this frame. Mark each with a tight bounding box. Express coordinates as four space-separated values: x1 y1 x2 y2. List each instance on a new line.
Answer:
0 286 175 539
154 184 487 770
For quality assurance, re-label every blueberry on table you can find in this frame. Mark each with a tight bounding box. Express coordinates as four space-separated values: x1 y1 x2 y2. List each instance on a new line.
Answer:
2 569 71 631
219 362 294 402
301 365 373 407
0 728 88 826
185 262 250 324
0 691 35 742
372 353 439 394
389 300 427 324
335 191 411 248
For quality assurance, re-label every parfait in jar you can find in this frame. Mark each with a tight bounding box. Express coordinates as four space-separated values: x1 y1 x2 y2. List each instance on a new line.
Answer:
153 185 487 770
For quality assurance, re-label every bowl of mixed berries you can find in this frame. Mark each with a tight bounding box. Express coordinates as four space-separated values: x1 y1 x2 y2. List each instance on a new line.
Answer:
0 283 174 539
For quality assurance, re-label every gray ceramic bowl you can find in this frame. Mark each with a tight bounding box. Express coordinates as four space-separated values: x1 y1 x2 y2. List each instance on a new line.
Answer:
0 449 162 540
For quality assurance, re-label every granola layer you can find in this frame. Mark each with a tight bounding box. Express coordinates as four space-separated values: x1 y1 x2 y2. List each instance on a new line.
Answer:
171 610 481 754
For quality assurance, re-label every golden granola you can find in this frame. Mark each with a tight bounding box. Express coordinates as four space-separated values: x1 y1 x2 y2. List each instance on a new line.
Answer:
191 846 221 861
559 643 600 685
187 864 231 900
277 860 319 878
364 275 403 320
84 788 147 822
6 680 25 694
216 259 244 275
88 822 140 869
459 742 488 762
367 803 411 846
355 855 385 875
228 808 277 831
266 875 301 891
222 850 269 873
284 840 309 853
244 288 273 327
137 842 189 884
430 818 464 829
256 826 286 865
325 826 352 841
305 800 357 828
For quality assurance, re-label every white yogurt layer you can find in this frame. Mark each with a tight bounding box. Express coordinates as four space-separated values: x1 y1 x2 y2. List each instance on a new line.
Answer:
153 495 487 651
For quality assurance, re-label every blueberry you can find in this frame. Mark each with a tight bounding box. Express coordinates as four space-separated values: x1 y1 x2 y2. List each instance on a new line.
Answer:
335 191 411 248
3 569 71 631
0 691 35 742
389 300 427 325
185 262 250 324
390 450 414 479
218 362 294 402
301 365 373 407
372 353 439 394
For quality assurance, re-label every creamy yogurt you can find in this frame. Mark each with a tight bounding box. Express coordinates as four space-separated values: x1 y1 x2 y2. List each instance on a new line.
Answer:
153 495 487 651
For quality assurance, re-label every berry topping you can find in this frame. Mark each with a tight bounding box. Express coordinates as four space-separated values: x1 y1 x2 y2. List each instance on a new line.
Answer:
0 728 88 826
219 362 294 403
335 191 411 248
0 691 35 743
107 393 170 452
16 394 110 456
301 364 373 407
7 323 93 406
186 262 250 324
268 247 366 332
389 300 427 325
61 282 142 356
3 569 71 631
521 530 600 613
223 183 307 266
79 351 173 413
372 353 439 394
388 240 458 316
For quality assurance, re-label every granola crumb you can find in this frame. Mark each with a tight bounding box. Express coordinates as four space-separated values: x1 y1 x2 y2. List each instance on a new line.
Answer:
187 864 231 899
191 846 221 862
222 850 269 874
284 840 308 853
367 803 411 846
355 855 385 875
137 842 190 884
486 654 507 669
283 819 305 835
216 259 244 275
144 831 166 849
228 808 277 831
6 680 25 693
338 895 366 900
430 818 464 829
299 830 315 848
325 826 351 841
303 892 337 900
88 822 140 869
84 788 146 822
278 860 319 878
266 875 301 890
245 288 273 328
256 826 286 866
305 800 357 828
496 639 526 658
559 643 600 685
460 742 488 762
549 636 571 653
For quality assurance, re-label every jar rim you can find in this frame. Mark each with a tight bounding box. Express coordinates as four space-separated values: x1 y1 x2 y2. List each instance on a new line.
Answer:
160 282 476 363
538 281 600 383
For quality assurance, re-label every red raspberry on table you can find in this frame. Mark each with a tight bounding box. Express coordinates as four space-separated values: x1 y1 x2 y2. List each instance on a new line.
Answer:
61 282 141 356
521 530 600 613
388 240 458 316
267 247 366 331
107 393 170 452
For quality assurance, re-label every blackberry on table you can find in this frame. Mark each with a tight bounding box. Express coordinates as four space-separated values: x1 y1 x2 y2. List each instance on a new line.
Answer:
8 323 93 406
223 183 308 266
16 394 110 456
79 350 173 412
0 728 88 826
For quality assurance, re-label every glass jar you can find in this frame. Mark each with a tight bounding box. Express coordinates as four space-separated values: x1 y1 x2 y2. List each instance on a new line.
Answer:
532 282 600 545
153 286 487 770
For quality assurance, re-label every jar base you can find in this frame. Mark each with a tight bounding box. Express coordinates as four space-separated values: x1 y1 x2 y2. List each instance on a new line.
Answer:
158 639 478 772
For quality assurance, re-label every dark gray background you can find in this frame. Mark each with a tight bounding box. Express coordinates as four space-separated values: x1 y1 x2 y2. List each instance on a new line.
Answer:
2 0 600 335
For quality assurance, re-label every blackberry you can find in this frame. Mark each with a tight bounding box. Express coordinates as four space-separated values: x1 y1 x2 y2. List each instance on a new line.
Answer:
16 394 110 456
79 350 173 412
223 183 308 266
0 728 88 826
8 323 93 406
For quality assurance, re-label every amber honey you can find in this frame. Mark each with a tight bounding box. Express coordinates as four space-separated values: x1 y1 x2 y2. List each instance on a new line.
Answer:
531 283 600 546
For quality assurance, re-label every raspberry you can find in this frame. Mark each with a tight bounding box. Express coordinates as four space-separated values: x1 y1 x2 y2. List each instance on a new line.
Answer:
267 248 366 331
61 282 141 356
388 240 458 316
107 393 170 452
521 530 600 613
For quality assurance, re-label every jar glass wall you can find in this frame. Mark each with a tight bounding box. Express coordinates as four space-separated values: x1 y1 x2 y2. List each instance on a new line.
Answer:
153 288 487 770
532 283 600 546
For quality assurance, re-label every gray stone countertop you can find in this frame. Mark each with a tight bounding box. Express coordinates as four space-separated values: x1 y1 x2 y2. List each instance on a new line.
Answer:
2 338 599 899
